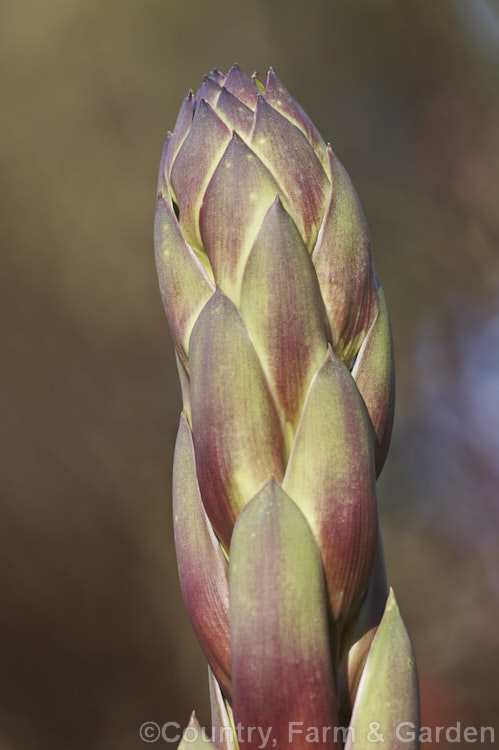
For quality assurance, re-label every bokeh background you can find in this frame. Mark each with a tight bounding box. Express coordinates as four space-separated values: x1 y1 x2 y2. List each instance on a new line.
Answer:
1 1 499 748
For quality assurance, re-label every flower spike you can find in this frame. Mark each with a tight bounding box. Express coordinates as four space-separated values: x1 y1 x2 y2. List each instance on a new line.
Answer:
154 65 419 744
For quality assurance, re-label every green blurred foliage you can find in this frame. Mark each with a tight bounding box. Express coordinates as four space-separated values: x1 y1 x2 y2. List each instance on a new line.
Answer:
1 1 499 748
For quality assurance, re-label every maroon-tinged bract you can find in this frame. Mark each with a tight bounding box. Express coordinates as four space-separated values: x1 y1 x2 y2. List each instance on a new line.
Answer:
264 67 329 170
229 480 340 750
164 92 194 182
283 346 378 621
195 77 223 110
189 290 286 551
224 65 259 109
154 196 214 370
173 415 231 697
171 99 231 251
250 96 329 249
216 88 254 139
200 133 282 303
312 147 378 365
239 197 328 447
352 286 395 477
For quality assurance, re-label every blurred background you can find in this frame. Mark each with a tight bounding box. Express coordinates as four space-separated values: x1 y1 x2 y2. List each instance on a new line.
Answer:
1 0 498 747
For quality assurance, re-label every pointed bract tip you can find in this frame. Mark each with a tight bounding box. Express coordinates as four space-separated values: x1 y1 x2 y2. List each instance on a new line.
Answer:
325 144 336 180
386 586 397 610
229 130 245 145
318 344 338 373
254 93 276 116
270 193 283 209
253 93 267 115
265 67 278 86
211 284 233 305
264 475 279 490
194 286 231 326
193 97 217 121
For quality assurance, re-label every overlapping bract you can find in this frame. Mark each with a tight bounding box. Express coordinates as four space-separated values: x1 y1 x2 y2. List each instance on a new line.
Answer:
155 65 418 740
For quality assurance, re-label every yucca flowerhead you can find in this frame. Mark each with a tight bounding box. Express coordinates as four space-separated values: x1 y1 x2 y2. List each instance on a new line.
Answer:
155 65 419 745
